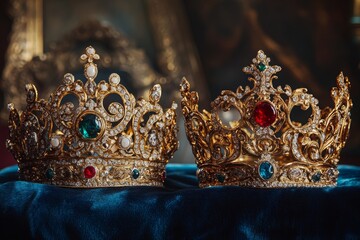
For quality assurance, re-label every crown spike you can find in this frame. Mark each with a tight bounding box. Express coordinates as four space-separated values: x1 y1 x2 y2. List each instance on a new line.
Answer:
82 46 100 81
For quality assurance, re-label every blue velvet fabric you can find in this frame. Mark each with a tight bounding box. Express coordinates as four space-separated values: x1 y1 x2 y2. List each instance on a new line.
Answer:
1 164 360 239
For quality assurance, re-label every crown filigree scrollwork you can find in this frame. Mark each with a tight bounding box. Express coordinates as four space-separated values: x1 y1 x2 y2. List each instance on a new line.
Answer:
180 50 352 187
7 46 179 188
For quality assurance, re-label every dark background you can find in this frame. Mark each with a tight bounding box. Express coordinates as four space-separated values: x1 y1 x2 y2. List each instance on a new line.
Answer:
0 0 359 168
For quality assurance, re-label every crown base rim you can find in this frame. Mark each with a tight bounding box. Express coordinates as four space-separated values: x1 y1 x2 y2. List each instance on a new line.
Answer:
19 180 165 188
18 158 167 188
199 181 337 188
197 162 338 188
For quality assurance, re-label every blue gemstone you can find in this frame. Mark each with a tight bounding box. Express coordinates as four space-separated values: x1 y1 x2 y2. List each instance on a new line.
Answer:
259 161 274 180
78 114 102 139
132 168 140 179
45 168 54 179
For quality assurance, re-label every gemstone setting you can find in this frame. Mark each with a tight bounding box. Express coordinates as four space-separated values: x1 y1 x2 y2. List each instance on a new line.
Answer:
119 136 132 150
148 131 158 147
253 101 277 127
216 173 225 183
84 166 96 179
45 168 55 179
50 137 61 149
132 168 140 179
86 63 97 79
78 114 102 139
257 62 266 72
258 161 274 180
311 172 322 182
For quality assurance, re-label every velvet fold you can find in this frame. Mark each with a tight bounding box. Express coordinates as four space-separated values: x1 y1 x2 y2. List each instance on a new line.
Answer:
1 164 360 239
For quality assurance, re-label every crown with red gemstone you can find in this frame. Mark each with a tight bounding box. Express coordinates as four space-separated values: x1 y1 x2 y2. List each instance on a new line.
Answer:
180 50 352 187
6 46 179 188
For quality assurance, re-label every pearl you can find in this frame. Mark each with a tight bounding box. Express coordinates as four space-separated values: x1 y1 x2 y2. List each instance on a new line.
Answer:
50 137 60 148
120 137 131 149
109 73 120 85
86 64 97 78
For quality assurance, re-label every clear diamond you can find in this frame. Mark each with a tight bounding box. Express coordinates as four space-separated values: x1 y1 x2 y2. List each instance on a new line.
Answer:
63 73 75 84
147 131 158 147
7 103 14 111
50 137 60 148
100 84 108 91
150 84 162 103
289 168 302 179
85 80 96 95
75 85 82 92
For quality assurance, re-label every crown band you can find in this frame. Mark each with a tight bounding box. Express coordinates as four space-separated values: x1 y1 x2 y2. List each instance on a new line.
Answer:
197 156 338 188
19 158 165 187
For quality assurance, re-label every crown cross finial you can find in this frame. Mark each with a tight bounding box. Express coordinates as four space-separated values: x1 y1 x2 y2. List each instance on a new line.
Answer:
242 50 282 97
81 46 100 81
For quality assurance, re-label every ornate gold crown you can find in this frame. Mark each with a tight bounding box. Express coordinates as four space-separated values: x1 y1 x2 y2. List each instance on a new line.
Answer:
180 50 352 188
6 46 178 188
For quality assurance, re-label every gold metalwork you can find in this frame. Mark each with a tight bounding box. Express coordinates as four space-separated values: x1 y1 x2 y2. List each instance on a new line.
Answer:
6 46 179 187
180 50 352 188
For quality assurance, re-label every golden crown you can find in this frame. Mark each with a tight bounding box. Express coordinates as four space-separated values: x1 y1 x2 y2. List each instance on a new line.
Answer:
180 50 352 188
6 46 179 188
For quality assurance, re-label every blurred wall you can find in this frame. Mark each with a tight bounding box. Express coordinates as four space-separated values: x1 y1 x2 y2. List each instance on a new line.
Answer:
184 0 360 164
0 0 359 168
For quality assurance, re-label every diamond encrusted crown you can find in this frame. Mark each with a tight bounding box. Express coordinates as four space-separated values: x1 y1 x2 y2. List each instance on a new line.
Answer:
6 46 178 187
180 50 352 188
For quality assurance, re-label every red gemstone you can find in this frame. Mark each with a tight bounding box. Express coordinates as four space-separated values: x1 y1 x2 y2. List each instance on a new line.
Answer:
253 101 277 127
84 166 96 179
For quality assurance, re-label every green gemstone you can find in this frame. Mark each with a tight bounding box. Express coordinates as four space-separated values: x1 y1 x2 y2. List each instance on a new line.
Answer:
132 168 140 179
216 173 225 183
257 62 266 72
311 172 322 182
45 168 54 179
78 114 102 139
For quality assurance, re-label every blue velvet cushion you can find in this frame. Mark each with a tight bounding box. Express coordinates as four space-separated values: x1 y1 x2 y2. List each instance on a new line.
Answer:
1 164 360 239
